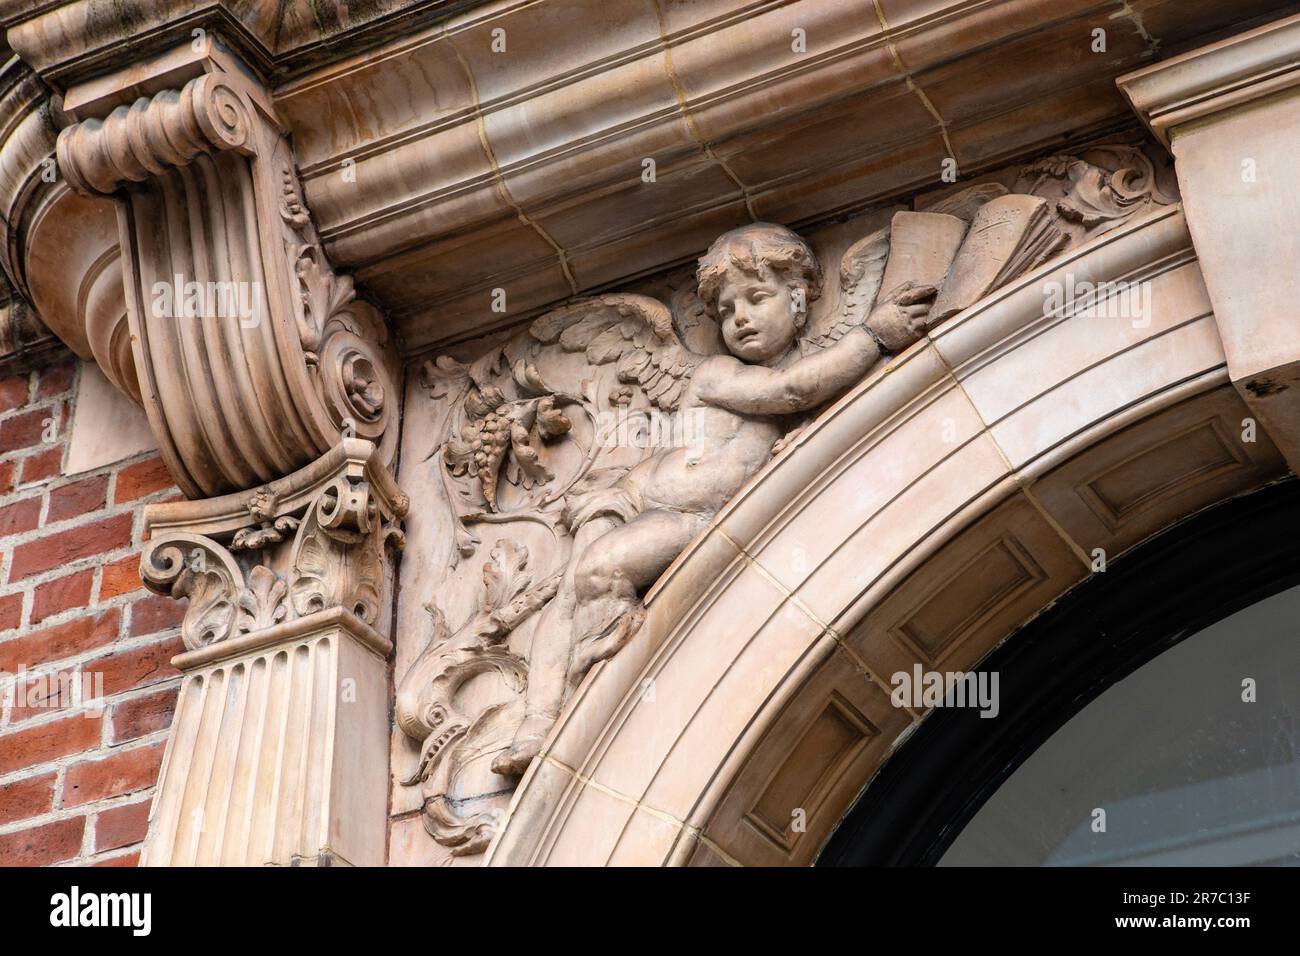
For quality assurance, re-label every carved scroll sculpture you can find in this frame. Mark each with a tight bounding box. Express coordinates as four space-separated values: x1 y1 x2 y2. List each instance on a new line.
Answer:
396 141 1176 855
56 64 400 498
139 439 408 654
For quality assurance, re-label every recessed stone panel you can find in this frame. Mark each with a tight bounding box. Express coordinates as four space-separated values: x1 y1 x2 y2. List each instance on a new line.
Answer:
745 692 878 853
892 534 1047 666
1033 386 1289 559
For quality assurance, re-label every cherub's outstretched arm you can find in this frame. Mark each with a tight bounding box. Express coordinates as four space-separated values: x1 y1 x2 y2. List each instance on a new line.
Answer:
696 327 881 416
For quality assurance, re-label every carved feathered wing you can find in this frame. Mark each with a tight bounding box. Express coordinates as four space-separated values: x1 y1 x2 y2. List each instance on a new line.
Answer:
803 227 890 353
529 294 709 412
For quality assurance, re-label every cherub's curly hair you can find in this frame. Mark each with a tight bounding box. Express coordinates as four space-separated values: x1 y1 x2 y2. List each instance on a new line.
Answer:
696 223 823 318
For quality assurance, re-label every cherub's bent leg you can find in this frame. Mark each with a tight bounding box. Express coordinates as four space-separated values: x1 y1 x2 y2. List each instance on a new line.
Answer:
492 516 614 777
570 508 708 675
492 508 706 777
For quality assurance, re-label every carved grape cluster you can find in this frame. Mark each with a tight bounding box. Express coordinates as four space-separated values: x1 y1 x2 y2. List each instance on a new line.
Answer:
444 389 570 511
471 409 513 506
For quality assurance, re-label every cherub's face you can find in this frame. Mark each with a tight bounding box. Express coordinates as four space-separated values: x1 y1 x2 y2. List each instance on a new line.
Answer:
717 272 801 365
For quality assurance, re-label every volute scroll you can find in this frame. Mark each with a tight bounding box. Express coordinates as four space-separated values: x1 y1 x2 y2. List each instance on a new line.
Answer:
54 48 400 499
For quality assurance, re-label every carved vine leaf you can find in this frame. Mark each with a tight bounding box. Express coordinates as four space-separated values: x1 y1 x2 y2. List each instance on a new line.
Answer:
534 395 571 440
511 359 552 396
481 540 530 610
473 539 563 642
432 295 702 528
443 391 575 511
504 418 551 491
394 540 559 852
422 355 471 402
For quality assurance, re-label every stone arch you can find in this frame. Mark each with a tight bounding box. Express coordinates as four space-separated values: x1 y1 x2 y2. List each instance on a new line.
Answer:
486 204 1289 866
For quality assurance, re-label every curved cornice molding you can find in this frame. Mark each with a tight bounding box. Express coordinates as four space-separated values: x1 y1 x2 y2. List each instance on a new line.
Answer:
0 55 142 393
271 0 1295 354
9 1 1293 361
0 55 54 305
0 0 490 88
6 0 1298 369
1119 11 1300 148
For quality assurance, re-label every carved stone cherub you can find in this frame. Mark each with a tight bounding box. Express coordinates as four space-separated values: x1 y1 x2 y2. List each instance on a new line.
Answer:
493 223 934 773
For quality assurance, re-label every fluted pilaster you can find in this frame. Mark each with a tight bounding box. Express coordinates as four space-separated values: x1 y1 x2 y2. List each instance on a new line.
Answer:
138 438 405 866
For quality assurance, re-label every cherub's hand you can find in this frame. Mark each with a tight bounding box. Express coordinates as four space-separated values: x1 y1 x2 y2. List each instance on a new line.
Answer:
894 282 941 335
866 281 939 353
771 423 807 456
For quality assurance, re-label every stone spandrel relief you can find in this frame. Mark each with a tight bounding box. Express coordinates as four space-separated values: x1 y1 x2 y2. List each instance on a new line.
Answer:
396 140 1177 856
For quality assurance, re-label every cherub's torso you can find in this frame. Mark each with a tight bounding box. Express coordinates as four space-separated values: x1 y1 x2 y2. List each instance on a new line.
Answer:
621 355 786 516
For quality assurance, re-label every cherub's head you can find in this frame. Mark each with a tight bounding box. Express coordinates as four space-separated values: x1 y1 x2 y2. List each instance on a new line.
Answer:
696 223 822 365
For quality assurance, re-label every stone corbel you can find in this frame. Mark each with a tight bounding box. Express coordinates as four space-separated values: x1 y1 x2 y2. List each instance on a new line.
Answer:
53 37 399 498
1120 13 1300 471
137 438 407 866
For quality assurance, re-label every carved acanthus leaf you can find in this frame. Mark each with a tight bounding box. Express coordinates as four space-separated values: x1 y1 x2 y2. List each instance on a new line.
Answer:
1019 144 1169 230
141 446 406 651
287 475 402 625
395 540 557 853
236 565 288 633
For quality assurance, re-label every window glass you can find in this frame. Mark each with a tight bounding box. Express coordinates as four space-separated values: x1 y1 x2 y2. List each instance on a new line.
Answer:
940 583 1300 866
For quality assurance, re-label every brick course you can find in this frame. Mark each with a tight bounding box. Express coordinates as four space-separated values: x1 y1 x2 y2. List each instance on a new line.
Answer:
0 359 180 867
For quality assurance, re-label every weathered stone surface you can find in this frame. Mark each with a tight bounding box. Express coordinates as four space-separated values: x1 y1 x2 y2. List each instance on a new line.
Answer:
2 1 1299 871
1121 12 1300 473
395 143 1175 857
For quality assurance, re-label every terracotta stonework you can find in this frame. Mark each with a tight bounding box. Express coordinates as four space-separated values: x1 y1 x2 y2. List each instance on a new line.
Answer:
0 1 1298 869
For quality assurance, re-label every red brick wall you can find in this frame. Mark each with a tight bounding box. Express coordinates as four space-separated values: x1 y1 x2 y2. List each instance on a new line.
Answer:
0 359 181 866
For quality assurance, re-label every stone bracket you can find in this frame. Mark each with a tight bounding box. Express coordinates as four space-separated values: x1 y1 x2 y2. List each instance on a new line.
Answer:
1120 12 1300 471
53 34 400 498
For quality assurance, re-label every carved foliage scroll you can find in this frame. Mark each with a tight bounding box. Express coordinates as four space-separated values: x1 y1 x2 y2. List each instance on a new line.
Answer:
141 441 407 652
